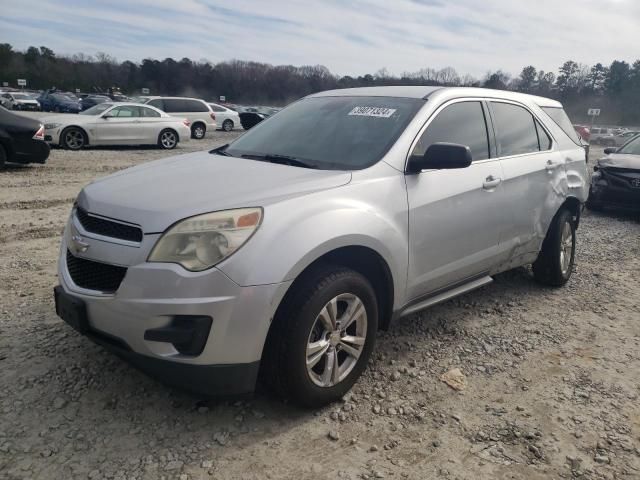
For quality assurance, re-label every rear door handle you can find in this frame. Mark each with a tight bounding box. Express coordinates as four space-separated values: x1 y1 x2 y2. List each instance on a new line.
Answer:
483 175 502 190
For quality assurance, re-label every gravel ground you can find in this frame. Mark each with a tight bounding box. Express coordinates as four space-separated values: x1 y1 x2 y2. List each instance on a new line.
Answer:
0 123 639 480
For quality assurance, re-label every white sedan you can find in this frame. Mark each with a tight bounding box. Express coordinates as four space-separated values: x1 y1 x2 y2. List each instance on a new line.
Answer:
208 103 242 131
42 103 191 150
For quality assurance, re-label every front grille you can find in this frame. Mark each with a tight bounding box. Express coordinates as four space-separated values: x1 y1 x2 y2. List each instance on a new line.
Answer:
76 208 143 242
66 250 127 293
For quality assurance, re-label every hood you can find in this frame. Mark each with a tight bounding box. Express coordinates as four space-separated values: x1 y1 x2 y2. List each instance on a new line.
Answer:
77 151 352 233
16 99 38 104
598 154 640 170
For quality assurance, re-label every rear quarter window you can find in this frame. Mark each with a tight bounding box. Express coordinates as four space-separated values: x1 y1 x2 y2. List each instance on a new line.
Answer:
541 107 581 145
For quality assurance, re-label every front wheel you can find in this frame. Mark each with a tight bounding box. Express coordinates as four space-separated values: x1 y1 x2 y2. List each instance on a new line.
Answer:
60 127 86 150
222 119 234 132
261 266 378 407
158 129 178 149
532 209 576 287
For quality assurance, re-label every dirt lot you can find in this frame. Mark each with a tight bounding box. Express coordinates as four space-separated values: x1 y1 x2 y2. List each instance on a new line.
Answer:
0 122 639 480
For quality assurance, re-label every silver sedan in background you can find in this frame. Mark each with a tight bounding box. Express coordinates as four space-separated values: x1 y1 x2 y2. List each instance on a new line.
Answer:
43 103 191 150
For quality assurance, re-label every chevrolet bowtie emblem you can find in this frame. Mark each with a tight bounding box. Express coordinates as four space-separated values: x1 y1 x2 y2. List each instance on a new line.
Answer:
71 234 90 253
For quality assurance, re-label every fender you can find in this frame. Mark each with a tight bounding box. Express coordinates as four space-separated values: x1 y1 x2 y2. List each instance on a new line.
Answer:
217 178 410 310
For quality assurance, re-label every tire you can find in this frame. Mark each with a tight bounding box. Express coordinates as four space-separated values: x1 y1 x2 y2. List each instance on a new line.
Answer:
191 122 206 139
222 119 234 132
158 129 178 149
261 266 378 407
54 105 61 113
0 144 6 168
60 127 87 150
532 209 576 287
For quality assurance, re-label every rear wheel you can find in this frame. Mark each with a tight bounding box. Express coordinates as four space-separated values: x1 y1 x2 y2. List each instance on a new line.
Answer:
60 127 86 150
532 209 575 287
261 266 378 407
158 129 178 149
222 119 234 132
191 123 206 139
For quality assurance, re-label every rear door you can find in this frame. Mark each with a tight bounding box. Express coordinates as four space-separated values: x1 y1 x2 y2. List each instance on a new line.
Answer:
405 100 507 299
488 101 565 263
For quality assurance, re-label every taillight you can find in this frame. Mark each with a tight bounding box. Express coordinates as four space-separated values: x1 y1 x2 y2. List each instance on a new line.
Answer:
183 119 191 127
32 125 45 141
210 112 216 121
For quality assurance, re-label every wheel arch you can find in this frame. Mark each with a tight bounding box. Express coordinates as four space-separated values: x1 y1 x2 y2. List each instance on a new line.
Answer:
273 245 395 332
560 196 582 229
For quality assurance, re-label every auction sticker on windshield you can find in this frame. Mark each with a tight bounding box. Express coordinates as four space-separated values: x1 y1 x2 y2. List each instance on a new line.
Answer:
348 106 397 118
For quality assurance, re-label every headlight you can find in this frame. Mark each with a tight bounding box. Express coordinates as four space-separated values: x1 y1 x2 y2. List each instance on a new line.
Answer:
148 208 262 271
44 123 61 129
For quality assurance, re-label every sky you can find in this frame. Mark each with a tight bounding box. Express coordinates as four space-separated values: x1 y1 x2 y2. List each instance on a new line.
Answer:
0 0 637 78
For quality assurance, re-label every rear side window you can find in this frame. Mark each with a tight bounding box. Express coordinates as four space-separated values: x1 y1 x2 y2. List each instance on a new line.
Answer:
163 99 208 113
535 120 552 150
141 107 161 118
542 107 581 144
491 102 539 157
412 101 489 161
147 99 164 110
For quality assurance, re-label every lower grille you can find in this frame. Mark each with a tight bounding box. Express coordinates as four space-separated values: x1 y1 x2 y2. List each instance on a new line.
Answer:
66 250 127 293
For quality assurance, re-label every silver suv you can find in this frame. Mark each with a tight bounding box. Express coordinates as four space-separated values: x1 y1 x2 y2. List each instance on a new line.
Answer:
54 87 589 406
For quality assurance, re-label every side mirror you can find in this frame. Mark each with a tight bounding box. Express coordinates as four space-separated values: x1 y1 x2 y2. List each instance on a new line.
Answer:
101 112 113 119
407 143 473 173
603 147 617 155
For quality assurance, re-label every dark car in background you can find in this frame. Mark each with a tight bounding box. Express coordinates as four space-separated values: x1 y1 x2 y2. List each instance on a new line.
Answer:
79 95 110 111
0 106 50 167
587 134 640 212
38 92 81 113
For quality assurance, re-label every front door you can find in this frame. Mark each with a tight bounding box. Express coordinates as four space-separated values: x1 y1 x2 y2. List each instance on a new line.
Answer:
405 100 507 300
96 105 144 144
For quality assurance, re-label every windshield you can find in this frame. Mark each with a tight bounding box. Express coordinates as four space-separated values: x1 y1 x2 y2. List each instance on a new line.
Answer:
618 135 640 155
223 96 424 170
80 103 113 115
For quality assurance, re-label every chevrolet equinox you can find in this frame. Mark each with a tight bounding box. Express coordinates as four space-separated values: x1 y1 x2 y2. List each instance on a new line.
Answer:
55 87 589 407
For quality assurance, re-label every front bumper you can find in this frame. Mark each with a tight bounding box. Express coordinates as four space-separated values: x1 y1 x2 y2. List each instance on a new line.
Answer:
56 214 291 395
589 170 640 211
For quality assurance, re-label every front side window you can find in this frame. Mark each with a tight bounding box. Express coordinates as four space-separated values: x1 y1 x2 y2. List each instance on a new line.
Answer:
491 102 540 157
223 96 425 170
209 104 225 112
110 106 140 117
411 101 489 161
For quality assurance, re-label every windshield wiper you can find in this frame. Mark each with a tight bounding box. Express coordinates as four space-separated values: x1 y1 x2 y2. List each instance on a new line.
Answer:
240 153 318 169
210 144 231 156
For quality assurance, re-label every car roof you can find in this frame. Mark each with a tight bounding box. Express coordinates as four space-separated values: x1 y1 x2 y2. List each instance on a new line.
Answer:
309 86 562 108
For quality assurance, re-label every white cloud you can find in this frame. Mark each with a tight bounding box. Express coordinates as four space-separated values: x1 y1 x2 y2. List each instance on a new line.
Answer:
1 0 638 78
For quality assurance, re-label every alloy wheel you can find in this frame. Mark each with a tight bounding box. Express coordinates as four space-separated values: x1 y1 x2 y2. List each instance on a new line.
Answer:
64 129 85 149
559 220 573 276
161 131 177 149
306 293 367 388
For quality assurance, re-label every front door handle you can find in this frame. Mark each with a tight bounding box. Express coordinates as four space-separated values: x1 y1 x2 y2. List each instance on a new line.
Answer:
483 175 502 190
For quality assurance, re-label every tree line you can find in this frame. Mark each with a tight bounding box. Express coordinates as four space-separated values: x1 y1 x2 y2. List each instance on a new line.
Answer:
1 44 639 125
